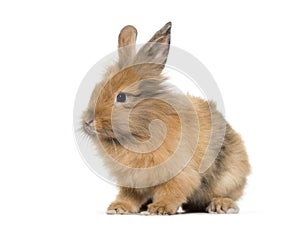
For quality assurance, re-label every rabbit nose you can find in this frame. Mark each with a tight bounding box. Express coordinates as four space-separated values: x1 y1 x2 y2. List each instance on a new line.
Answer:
85 119 94 126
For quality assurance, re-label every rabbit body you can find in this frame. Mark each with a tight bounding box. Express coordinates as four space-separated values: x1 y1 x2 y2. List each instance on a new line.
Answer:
82 22 250 214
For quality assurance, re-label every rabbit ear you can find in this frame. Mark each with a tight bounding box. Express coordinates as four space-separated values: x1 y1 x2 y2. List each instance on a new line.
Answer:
118 25 137 69
134 22 171 74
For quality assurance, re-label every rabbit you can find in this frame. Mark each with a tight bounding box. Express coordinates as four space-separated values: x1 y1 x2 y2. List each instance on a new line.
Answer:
81 22 250 215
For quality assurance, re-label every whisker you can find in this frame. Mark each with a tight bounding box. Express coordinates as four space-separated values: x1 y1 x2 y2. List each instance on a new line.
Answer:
75 126 84 134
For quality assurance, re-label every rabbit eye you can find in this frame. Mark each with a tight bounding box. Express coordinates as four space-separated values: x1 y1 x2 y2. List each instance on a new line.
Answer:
116 92 126 103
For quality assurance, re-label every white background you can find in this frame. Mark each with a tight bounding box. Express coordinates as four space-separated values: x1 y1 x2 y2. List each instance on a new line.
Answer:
1 0 300 228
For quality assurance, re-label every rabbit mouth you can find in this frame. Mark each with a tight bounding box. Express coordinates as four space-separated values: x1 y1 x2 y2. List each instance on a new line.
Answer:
84 122 116 140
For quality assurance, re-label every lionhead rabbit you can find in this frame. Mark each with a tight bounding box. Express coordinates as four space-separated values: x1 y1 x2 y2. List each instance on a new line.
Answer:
82 22 250 215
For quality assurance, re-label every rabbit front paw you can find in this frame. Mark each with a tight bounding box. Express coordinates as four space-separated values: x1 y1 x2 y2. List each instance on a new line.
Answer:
107 200 138 215
146 201 177 215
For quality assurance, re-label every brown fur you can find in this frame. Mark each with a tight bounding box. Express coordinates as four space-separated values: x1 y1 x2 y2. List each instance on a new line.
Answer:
82 22 250 215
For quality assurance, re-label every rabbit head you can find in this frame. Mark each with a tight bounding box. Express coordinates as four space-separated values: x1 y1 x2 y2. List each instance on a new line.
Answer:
82 22 179 148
